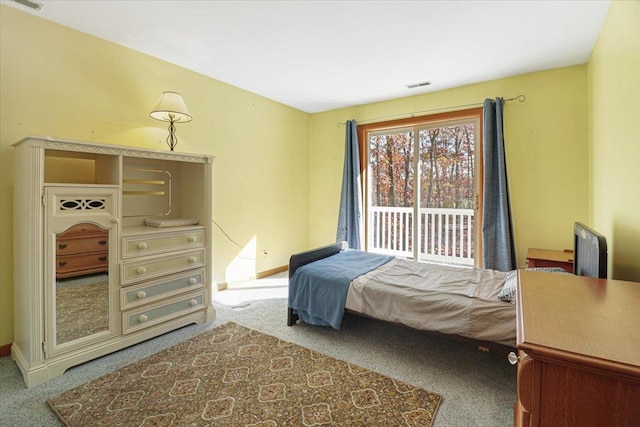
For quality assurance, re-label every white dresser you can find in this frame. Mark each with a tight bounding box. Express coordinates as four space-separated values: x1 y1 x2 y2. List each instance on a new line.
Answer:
12 136 215 387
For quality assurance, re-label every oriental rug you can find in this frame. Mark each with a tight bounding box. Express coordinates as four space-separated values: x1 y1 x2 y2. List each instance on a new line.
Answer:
48 322 441 426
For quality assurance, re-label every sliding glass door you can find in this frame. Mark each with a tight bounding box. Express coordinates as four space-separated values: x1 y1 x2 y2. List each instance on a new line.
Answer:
363 109 482 266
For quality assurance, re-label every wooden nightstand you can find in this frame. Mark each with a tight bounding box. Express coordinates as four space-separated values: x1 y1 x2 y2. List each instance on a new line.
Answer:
525 248 573 273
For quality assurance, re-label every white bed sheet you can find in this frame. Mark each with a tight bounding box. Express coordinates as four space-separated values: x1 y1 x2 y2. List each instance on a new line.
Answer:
345 258 516 347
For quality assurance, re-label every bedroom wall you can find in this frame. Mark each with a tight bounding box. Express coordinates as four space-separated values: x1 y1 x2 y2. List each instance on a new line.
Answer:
309 66 590 270
0 5 310 347
588 0 640 281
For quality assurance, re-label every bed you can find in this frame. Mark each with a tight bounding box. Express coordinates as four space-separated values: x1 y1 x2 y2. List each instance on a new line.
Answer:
287 222 607 350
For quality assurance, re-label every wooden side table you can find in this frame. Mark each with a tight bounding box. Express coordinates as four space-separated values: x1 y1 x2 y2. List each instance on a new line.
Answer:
526 248 574 273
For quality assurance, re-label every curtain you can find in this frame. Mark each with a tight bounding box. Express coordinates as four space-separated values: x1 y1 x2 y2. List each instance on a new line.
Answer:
336 120 362 249
482 98 516 271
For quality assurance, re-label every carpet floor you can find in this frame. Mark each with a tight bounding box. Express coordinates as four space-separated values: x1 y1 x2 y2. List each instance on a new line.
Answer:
1 290 515 426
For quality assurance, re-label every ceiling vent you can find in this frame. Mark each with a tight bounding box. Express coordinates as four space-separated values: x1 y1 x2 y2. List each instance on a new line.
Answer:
406 81 432 89
13 0 43 10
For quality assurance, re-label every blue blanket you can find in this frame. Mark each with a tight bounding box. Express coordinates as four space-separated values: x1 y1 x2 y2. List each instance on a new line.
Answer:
289 250 394 329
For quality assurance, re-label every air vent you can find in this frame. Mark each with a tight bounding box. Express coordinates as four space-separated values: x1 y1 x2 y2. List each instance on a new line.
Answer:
13 0 43 10
406 81 432 89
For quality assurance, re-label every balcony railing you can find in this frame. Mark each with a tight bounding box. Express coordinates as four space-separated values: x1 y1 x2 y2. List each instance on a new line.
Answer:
368 206 475 266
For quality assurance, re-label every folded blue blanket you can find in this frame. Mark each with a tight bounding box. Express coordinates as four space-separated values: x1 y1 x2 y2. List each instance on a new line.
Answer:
289 250 393 329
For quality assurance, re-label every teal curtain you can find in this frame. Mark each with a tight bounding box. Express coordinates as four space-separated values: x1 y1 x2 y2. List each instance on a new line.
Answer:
482 98 516 271
336 120 362 249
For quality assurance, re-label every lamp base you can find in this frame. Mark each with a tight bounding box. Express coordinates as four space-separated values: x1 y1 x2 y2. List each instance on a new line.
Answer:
166 120 178 151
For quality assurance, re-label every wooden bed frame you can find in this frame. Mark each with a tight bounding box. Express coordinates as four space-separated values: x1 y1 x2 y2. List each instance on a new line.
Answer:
286 222 608 353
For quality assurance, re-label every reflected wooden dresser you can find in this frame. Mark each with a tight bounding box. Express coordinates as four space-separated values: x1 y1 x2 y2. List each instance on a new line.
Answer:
55 223 109 279
514 270 640 426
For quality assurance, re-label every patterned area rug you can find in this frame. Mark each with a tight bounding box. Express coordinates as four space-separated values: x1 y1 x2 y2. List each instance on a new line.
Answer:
48 322 442 426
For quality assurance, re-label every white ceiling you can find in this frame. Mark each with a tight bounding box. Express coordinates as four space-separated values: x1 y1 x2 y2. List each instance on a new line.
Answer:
2 0 611 113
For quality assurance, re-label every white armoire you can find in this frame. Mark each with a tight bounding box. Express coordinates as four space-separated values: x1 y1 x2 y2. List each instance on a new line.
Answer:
12 136 215 387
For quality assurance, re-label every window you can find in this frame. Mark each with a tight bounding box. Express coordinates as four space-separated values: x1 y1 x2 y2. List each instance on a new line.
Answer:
358 108 483 266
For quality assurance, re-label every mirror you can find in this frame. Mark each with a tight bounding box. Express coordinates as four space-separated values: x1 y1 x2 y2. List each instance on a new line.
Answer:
55 223 110 345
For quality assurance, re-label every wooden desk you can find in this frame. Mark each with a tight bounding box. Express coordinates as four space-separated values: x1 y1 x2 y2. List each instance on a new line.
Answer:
514 270 640 426
526 248 573 273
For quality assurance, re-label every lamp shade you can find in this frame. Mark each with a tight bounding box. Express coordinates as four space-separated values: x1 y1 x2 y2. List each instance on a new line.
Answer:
149 91 192 123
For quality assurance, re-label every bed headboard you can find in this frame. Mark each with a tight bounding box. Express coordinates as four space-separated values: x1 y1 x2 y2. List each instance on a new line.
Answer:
573 222 608 279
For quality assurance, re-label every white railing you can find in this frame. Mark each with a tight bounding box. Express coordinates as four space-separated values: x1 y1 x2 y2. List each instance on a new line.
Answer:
368 206 475 266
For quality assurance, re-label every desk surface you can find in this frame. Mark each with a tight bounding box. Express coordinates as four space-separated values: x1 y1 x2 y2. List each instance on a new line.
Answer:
517 270 640 375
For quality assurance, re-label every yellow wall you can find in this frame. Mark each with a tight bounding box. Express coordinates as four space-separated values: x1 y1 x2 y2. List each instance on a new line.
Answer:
0 5 310 346
588 0 640 281
3 1 637 349
309 67 590 267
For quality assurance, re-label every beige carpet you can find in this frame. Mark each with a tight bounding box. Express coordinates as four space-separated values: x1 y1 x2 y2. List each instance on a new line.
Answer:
56 281 109 344
48 321 441 426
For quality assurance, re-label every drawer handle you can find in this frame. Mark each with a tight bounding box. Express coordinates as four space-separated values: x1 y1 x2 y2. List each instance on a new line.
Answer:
187 235 197 243
98 240 107 246
98 256 107 261
189 299 198 307
188 256 197 264
58 244 68 250
138 314 148 323
188 278 197 285
137 242 148 250
136 291 147 299
136 267 147 275
58 261 67 267
508 352 519 365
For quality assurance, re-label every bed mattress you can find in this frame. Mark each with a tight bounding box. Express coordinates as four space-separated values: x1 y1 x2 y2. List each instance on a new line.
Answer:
345 258 516 347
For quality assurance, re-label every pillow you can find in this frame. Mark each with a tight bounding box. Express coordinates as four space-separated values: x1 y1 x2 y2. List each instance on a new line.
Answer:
498 270 518 304
498 267 570 304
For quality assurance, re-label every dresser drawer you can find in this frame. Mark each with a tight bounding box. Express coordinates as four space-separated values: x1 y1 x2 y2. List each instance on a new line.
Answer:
122 228 205 259
122 290 206 334
120 249 205 285
58 234 109 256
56 251 109 279
120 269 205 310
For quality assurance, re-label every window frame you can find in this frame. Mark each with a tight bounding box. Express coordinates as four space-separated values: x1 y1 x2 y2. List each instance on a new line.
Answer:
357 107 484 266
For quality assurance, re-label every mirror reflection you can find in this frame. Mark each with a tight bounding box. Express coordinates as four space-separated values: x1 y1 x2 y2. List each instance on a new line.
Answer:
55 223 109 345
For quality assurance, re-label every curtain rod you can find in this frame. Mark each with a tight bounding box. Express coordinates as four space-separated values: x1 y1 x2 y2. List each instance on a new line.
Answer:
337 94 526 127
